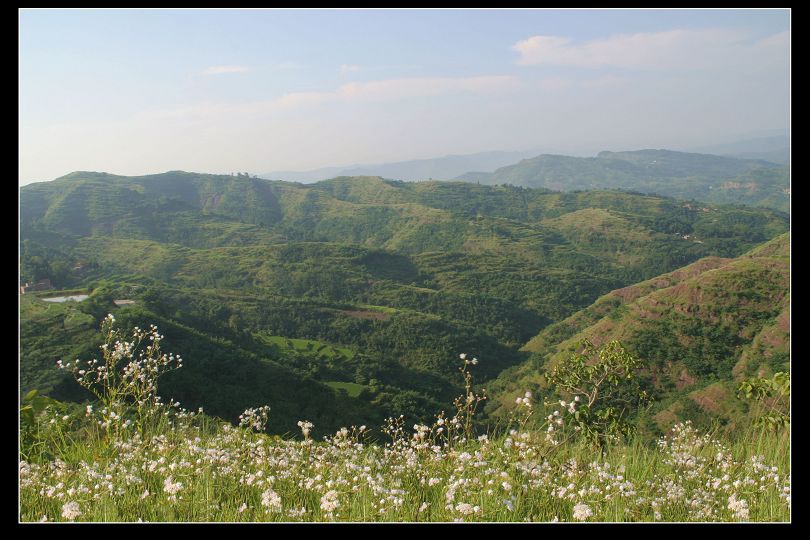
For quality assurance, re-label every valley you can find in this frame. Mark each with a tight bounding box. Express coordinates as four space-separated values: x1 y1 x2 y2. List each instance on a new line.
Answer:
20 168 789 438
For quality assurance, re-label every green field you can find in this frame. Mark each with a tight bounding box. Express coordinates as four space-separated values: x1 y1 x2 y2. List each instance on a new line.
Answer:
324 381 365 397
256 334 355 360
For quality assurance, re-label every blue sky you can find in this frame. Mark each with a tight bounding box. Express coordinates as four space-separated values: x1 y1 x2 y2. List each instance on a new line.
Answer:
19 8 790 183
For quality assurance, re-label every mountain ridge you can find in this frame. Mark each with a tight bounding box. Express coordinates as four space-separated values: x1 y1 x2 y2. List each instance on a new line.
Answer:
20 171 789 434
486 233 790 435
455 149 789 213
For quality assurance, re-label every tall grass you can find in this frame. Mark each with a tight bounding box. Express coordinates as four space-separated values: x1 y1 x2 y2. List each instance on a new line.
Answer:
19 399 790 522
19 321 790 522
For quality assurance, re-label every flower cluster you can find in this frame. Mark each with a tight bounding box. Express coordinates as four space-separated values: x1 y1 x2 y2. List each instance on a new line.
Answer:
239 406 271 433
20 332 790 523
19 406 790 522
297 420 314 440
57 315 182 435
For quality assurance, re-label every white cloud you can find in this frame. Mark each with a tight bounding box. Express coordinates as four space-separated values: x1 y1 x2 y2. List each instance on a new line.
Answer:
333 75 520 102
144 75 522 121
513 28 788 70
273 75 521 110
201 65 251 75
752 30 789 54
340 64 362 76
580 75 627 89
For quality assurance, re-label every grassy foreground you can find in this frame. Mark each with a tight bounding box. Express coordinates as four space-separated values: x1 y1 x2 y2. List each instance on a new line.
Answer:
19 401 790 522
19 317 790 523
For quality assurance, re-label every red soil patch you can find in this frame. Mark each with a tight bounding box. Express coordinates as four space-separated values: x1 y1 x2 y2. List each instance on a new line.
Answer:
608 258 728 303
690 384 728 414
777 308 790 333
668 257 730 282
760 327 788 351
611 287 641 302
675 368 697 391
632 306 662 320
720 181 759 193
666 282 705 305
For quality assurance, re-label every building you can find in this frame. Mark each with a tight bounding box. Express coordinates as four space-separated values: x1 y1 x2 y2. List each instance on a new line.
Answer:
20 279 54 294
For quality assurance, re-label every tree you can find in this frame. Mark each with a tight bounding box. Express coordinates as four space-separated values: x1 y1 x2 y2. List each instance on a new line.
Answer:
546 339 650 446
737 371 790 431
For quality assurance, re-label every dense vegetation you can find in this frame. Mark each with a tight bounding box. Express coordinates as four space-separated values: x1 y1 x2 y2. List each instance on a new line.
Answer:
18 164 790 522
19 325 789 522
20 171 788 436
487 233 790 437
456 149 789 213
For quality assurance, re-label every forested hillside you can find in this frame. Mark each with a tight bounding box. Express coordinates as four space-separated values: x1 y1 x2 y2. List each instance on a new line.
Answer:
20 171 789 436
487 233 790 436
456 149 789 213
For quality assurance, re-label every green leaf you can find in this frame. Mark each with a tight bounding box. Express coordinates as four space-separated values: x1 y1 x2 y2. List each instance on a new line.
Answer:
20 406 35 426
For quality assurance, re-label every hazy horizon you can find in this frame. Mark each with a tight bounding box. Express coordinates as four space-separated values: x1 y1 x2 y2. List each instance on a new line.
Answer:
20 8 790 185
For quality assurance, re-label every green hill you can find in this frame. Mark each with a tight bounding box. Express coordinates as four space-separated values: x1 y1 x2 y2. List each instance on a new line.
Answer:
20 172 789 434
456 149 789 213
486 233 790 435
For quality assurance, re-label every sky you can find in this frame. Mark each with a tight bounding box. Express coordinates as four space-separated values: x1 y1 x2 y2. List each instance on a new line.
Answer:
19 8 790 184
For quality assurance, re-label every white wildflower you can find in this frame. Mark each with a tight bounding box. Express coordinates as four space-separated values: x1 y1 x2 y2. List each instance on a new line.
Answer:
297 420 314 438
728 494 750 521
163 476 183 495
455 502 478 515
61 501 82 521
572 502 593 521
320 490 340 513
261 488 282 510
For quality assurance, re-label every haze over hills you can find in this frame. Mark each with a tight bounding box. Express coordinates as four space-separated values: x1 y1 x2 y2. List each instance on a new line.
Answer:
259 145 790 215
687 134 789 165
260 149 543 183
19 171 788 436
455 149 789 213
684 129 789 164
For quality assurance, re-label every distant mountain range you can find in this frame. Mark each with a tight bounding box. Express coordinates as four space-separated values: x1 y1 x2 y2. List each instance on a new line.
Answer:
687 134 789 165
455 149 789 213
20 171 789 434
260 150 542 183
261 144 789 214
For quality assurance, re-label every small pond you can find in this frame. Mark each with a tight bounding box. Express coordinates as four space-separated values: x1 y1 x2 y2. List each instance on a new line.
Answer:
42 295 90 303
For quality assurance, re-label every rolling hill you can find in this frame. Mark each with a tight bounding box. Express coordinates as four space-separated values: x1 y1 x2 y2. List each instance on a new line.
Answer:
20 171 789 436
486 233 790 435
260 149 539 183
456 149 789 213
